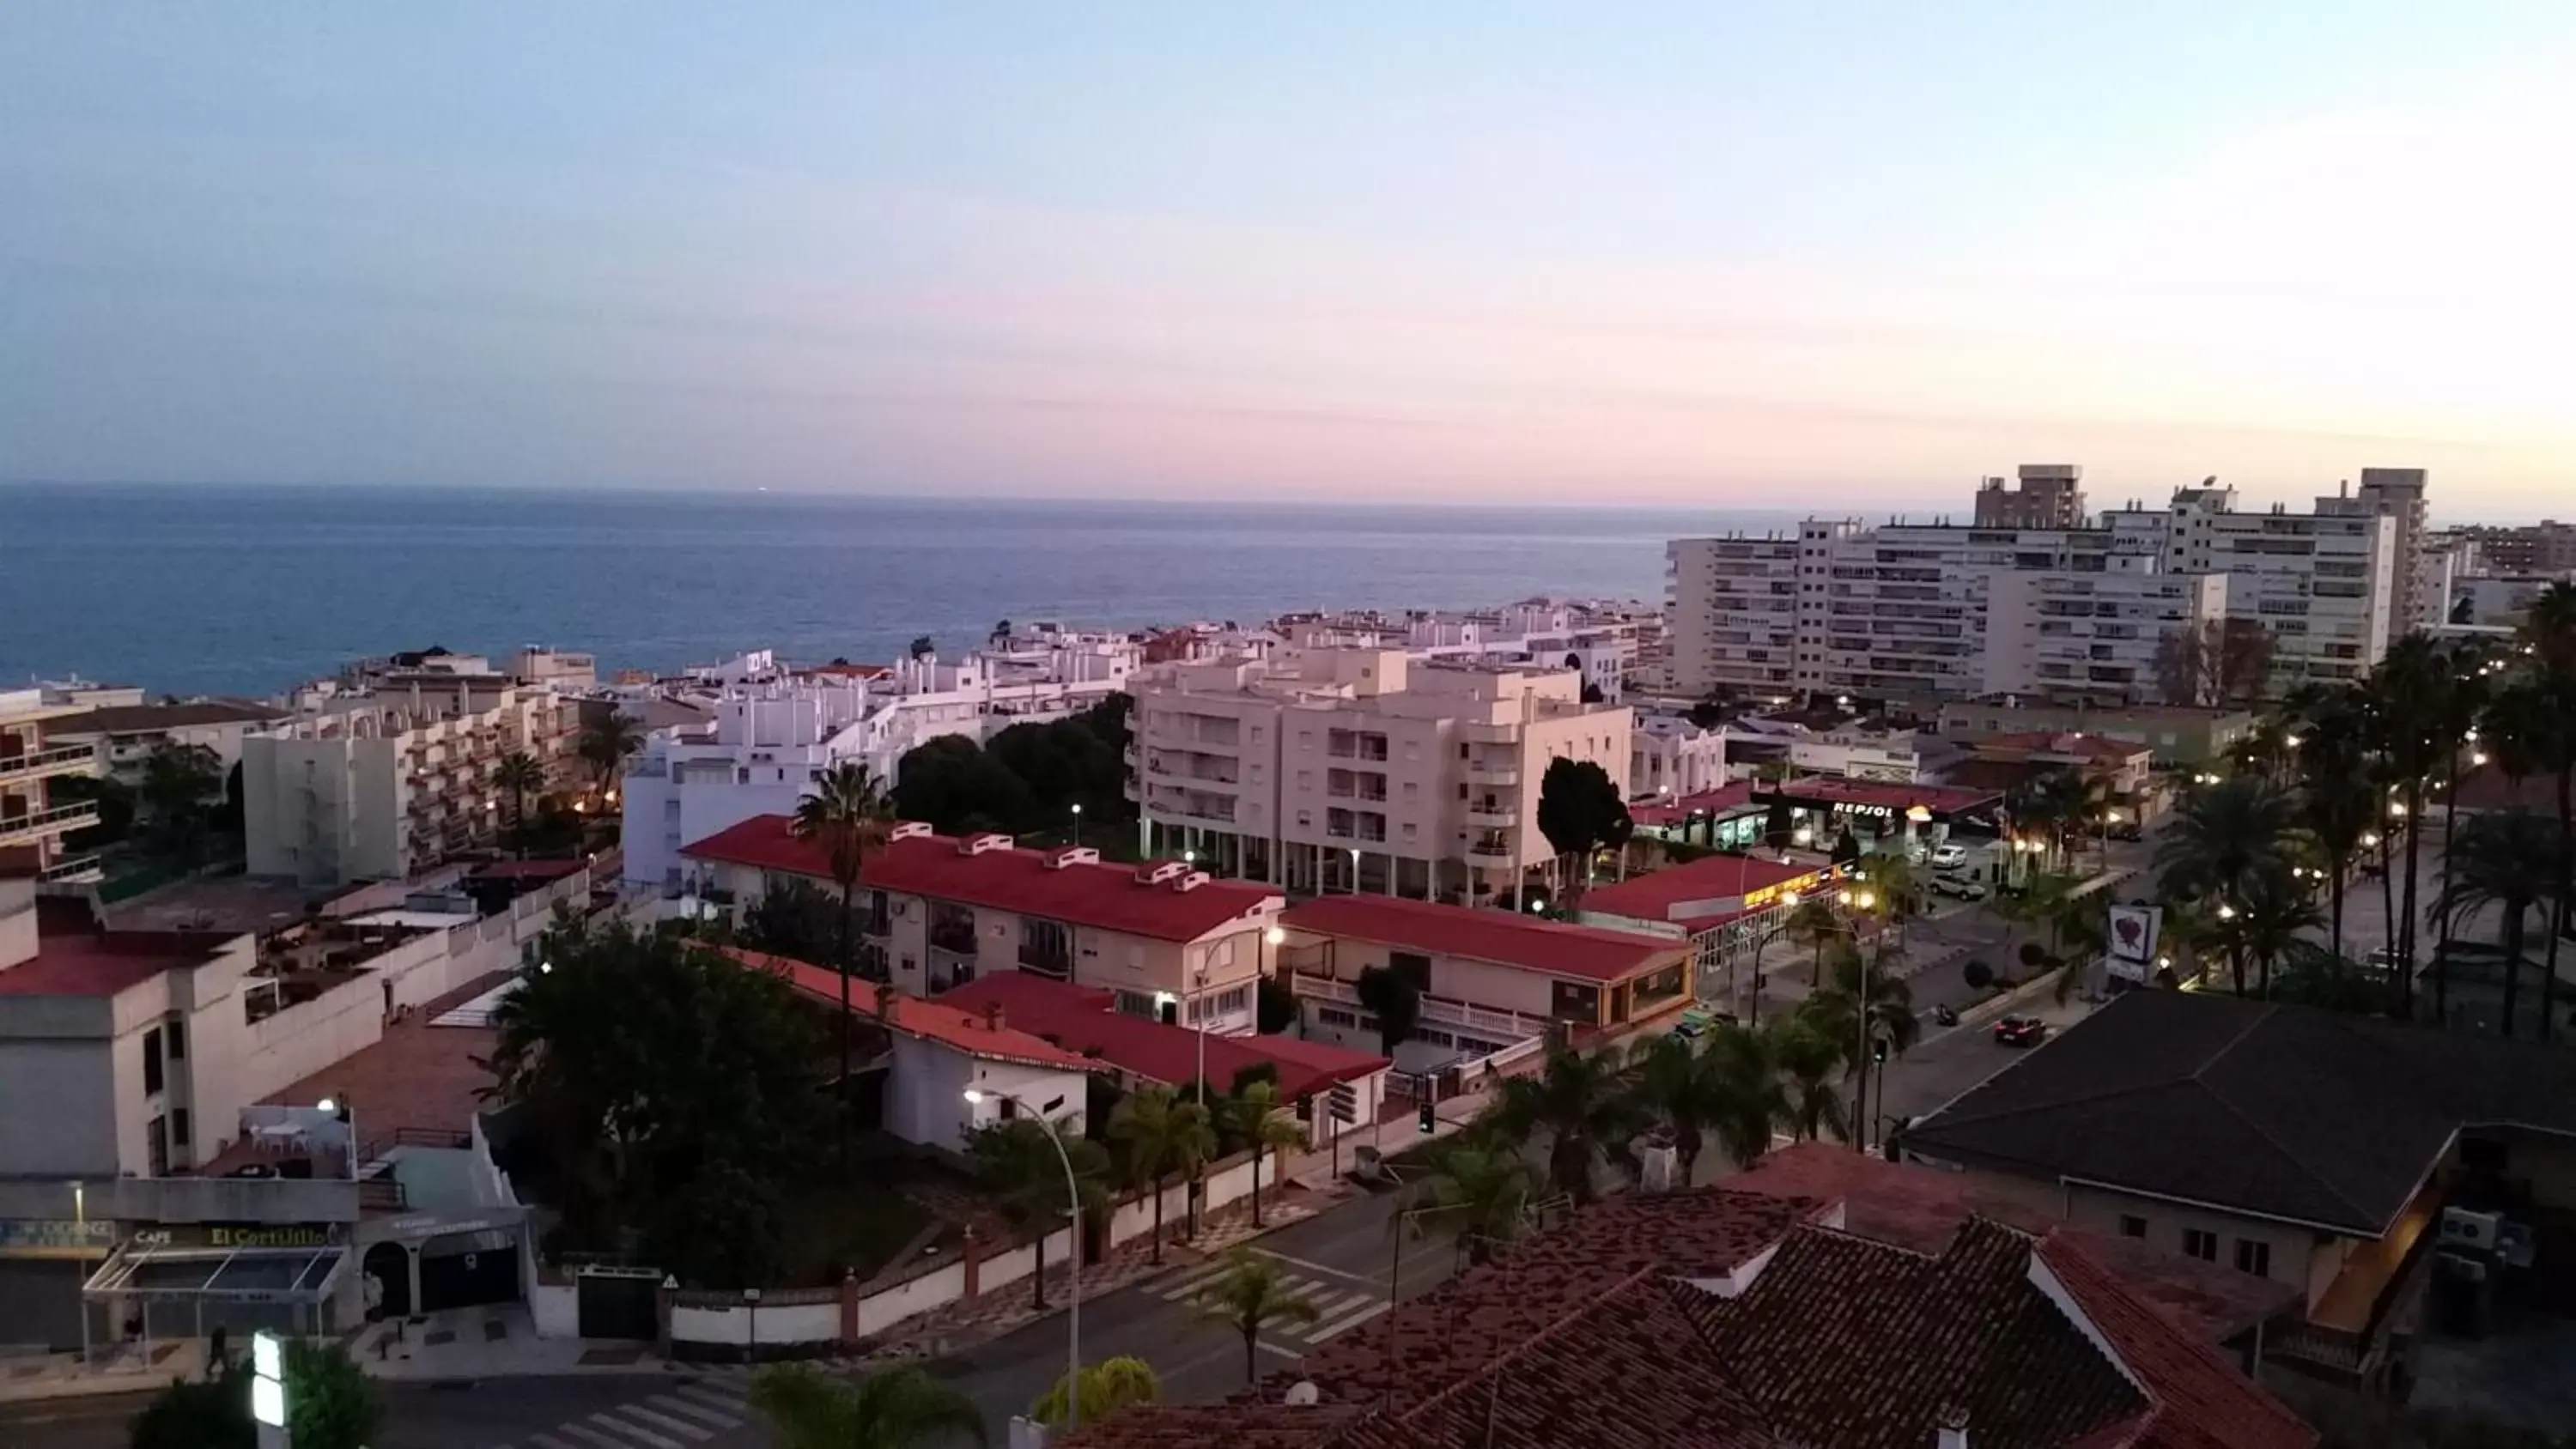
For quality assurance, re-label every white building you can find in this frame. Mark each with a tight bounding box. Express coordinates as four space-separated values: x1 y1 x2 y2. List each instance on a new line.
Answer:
619 673 874 893
2110 483 2398 690
1663 532 1806 698
1629 715 1731 801
1 687 109 884
2315 469 2431 628
242 682 575 886
1126 649 1632 906
46 700 290 790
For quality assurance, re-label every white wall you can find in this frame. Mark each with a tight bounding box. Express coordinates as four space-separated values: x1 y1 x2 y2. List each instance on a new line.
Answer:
891 1040 1084 1154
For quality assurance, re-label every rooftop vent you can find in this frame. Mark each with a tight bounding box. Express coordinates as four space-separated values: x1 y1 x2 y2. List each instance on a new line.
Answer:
1043 846 1099 870
958 833 1012 855
888 821 933 842
1135 860 1191 886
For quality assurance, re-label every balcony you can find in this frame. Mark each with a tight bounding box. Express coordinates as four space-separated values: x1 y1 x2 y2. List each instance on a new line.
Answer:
1465 802 1516 827
1017 944 1073 978
1466 761 1518 786
0 799 100 845
929 924 980 956
1288 971 1548 1041
1466 836 1515 863
36 852 104 883
0 743 93 785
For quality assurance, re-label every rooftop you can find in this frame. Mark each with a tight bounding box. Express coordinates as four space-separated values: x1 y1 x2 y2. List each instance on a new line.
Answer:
48 700 289 736
1903 989 2576 1236
683 818 1282 943
1577 852 1822 932
1625 780 1760 828
1281 895 1680 984
1962 730 2154 762
1757 775 2003 816
247 970 507 1151
1066 1175 2313 1449
724 947 1099 1074
0 902 236 998
933 972 1385 1100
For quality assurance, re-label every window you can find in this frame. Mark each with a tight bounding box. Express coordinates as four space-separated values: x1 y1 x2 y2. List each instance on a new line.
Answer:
172 1109 191 1149
1317 1006 1358 1028
2183 1228 2218 1262
166 1020 186 1061
1114 990 1157 1018
2117 1215 2147 1240
143 1028 165 1096
2234 1239 2272 1278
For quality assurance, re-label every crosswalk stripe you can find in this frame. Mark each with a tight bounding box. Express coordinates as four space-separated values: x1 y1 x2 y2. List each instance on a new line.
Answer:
551 1424 636 1449
1306 1299 1392 1343
592 1411 685 1449
676 1379 748 1407
1299 1288 1370 1322
658 1390 745 1428
617 1404 713 1442
1158 1263 1234 1300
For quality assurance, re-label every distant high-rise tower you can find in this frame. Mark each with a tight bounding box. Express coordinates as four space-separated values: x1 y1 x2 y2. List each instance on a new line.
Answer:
1973 464 2087 530
2318 469 2433 628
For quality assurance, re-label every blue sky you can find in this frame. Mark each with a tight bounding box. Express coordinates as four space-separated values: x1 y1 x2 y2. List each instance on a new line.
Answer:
4 3 2571 515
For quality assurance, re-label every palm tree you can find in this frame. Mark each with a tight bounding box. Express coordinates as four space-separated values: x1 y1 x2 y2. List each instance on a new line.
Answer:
2366 634 2455 1018
576 712 643 794
2156 777 2297 995
2437 809 2561 1037
1630 1034 1725 1185
2516 584 2576 1043
967 1119 1110 1312
2292 693 2378 972
793 761 894 1135
1700 1023 1791 1167
1108 1086 1215 1261
1192 1249 1320 1386
1785 896 1844 991
1400 1141 1537 1265
1489 1043 1648 1203
492 750 544 829
1798 944 1918 1143
1223 1082 1309 1228
748 1361 985 1449
2216 866 2326 999
1767 1018 1850 1143
1859 850 1923 931
1030 1355 1157 1430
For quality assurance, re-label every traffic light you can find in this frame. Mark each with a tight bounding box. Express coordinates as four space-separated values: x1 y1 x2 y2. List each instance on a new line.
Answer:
1870 1035 1890 1065
1417 1098 1437 1135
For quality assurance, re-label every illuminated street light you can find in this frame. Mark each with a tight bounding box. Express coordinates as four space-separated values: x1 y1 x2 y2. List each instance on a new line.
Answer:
2217 904 2238 921
2361 831 2381 848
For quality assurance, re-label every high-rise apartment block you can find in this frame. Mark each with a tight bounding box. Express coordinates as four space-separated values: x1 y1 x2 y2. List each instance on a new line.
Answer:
2316 468 2434 627
1973 464 2087 529
1124 649 1630 905
2460 521 2576 578
1668 467 2410 706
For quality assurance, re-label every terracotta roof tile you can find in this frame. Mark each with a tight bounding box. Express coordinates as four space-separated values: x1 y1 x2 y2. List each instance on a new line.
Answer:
1282 895 1682 984
933 971 1385 1100
724 948 1099 1073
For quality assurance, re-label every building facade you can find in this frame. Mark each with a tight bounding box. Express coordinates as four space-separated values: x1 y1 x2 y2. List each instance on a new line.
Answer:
2115 484 2398 690
2459 520 2576 578
0 687 107 884
619 673 874 893
46 700 290 790
1973 464 2087 529
1125 649 1632 906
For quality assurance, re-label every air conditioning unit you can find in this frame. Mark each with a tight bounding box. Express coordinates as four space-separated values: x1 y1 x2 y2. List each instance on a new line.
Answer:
2440 1207 2502 1254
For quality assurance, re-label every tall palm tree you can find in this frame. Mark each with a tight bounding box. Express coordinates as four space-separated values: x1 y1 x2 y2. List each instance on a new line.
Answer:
1490 1043 1648 1203
1767 1018 1850 1143
492 750 544 829
2156 776 2297 996
2292 692 2377 972
2216 866 2325 999
1223 1082 1309 1228
1192 1249 1320 1386
1400 1141 1537 1266
793 761 894 1132
2367 634 2454 1019
576 712 643 794
747 1361 986 1449
2437 809 2561 1038
1701 1023 1792 1169
1630 1034 1725 1185
2426 645 2498 1016
1109 1086 1215 1261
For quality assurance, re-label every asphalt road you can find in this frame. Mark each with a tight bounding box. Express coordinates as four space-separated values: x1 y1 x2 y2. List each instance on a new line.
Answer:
0 1366 777 1449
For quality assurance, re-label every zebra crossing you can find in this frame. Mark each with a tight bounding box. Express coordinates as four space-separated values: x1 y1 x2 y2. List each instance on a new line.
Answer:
487 1371 757 1449
1154 1253 1393 1349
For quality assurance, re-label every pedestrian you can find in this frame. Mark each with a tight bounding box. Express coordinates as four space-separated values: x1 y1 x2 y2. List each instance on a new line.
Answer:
209 1324 228 1378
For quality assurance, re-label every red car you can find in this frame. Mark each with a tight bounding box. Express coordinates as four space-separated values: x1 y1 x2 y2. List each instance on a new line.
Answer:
1992 1016 2049 1047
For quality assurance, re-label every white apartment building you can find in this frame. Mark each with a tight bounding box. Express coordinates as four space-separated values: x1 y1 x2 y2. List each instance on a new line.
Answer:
2315 469 2431 627
2112 484 2397 689
1629 716 1731 801
1125 649 1632 906
1662 532 1806 698
46 700 291 790
1 687 107 884
243 682 575 885
620 673 874 893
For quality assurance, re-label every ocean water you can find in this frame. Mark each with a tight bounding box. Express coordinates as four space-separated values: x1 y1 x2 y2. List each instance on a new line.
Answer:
0 483 1797 698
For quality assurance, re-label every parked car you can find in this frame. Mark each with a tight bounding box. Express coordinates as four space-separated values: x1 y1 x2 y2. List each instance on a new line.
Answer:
1993 1016 2049 1046
1929 844 1970 870
1931 874 1988 902
2106 820 2144 842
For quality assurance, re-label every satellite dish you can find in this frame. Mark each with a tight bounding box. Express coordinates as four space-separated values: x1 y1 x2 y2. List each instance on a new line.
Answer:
1284 1381 1320 1406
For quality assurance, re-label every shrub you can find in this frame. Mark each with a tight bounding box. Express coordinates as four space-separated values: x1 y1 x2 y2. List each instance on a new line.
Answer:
1962 959 1994 991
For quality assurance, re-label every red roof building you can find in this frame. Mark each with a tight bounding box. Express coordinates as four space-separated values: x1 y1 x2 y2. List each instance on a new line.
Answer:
726 948 1098 1074
1577 852 1824 934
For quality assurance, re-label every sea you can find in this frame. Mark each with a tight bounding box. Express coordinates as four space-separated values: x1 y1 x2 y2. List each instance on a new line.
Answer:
0 483 1802 699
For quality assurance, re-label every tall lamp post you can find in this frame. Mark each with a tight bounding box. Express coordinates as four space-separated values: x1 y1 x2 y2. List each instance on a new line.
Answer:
963 1089 1083 1429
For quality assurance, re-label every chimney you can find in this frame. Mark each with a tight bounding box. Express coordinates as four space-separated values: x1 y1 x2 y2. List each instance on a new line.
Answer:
875 983 900 1024
982 1002 1005 1033
1935 1405 1969 1449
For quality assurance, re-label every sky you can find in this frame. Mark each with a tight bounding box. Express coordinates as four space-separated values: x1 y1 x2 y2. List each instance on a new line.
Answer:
3 3 2573 518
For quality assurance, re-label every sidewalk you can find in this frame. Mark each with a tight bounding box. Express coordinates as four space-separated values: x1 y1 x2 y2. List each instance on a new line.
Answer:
355 1305 685 1381
0 1340 206 1406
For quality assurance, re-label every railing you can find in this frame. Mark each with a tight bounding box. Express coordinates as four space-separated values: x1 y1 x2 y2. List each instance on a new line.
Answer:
0 743 93 781
1466 839 1514 862
1016 945 1073 977
927 925 978 955
35 852 102 882
1287 971 1551 1040
0 800 100 840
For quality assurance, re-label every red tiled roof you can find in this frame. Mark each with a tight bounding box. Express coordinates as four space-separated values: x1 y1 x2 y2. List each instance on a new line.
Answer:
724 948 1098 1073
1281 895 1680 984
1759 775 2003 814
933 971 1385 1100
0 913 232 998
1626 781 1760 828
683 818 1281 943
1577 852 1825 932
2038 1234 2321 1449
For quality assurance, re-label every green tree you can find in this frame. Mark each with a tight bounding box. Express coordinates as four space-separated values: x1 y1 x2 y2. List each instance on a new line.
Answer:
1768 1017 1850 1143
1107 1086 1215 1263
1798 943 1919 1141
1030 1355 1158 1430
137 741 224 867
1535 757 1632 906
909 634 936 659
485 921 825 1287
129 1367 253 1449
1224 1081 1309 1227
283 1338 382 1449
1192 1249 1320 1386
1400 1141 1538 1265
1490 1043 1647 1203
892 736 1036 835
2215 867 2326 1000
1784 896 1844 990
747 1361 986 1449
1700 1023 1792 1168
967 1118 1110 1312
2367 634 2456 1018
1629 1033 1725 1185
577 711 643 791
2437 809 2562 1037
1352 964 1422 1057
2293 695 2381 971
2523 584 2576 1045
793 761 894 1149
2155 778 2297 995
492 749 545 828
738 878 848 965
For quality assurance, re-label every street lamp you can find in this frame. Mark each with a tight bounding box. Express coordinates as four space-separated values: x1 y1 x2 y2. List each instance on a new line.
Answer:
1349 846 1362 894
1070 802 1084 848
963 1088 1084 1428
318 1094 355 1183
2216 904 2238 921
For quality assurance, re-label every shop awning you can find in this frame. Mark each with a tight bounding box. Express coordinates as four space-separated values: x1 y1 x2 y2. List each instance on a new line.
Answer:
83 1242 349 1307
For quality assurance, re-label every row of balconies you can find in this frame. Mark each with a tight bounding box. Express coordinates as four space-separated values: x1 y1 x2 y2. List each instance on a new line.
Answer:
0 798 101 844
0 742 95 786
